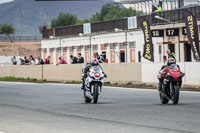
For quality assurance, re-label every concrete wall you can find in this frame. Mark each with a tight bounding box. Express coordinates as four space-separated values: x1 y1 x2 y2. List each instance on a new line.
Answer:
101 63 142 83
0 63 200 86
10 65 42 80
141 62 200 86
43 64 83 81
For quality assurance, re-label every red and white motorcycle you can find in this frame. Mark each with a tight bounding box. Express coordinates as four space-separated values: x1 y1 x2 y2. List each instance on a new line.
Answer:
83 65 106 104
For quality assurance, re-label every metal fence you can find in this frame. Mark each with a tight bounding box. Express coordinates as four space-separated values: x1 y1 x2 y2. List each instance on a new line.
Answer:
55 24 83 37
0 36 42 42
139 5 200 25
43 5 200 38
91 18 128 33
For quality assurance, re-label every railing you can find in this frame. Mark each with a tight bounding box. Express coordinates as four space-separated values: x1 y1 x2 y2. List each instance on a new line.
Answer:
91 18 128 33
0 36 42 42
43 5 200 38
139 5 200 25
55 24 83 37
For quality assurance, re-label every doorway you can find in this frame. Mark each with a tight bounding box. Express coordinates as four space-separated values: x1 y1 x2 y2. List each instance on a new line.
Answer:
168 44 175 53
120 50 125 62
184 43 191 62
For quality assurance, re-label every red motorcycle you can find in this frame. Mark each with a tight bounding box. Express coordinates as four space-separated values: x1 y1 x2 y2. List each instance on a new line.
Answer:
158 64 185 105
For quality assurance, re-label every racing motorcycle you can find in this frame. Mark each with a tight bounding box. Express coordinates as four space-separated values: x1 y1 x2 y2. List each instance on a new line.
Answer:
158 64 185 105
82 65 106 104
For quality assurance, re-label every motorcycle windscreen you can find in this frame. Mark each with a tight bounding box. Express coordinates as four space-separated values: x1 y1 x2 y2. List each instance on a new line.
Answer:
92 66 101 72
169 64 178 71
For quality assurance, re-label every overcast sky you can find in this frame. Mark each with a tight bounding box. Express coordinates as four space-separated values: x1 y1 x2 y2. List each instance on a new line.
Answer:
0 0 14 4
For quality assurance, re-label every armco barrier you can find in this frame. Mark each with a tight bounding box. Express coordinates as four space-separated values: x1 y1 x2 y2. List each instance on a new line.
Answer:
0 63 199 86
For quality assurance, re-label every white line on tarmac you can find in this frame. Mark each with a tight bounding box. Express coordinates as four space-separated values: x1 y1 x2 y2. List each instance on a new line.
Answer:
0 81 200 94
0 131 6 133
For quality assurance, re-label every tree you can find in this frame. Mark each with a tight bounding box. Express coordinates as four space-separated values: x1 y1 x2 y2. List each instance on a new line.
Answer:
76 19 89 25
90 13 100 23
50 12 78 28
90 4 142 22
0 24 15 42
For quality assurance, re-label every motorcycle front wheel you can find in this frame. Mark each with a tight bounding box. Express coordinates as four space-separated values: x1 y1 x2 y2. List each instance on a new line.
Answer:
171 84 180 105
93 85 99 104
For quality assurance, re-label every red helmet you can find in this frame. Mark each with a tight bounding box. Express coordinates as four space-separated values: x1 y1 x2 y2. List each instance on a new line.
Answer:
91 58 99 66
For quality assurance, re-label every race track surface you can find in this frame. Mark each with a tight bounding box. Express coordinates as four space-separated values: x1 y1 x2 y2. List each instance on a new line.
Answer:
0 82 200 133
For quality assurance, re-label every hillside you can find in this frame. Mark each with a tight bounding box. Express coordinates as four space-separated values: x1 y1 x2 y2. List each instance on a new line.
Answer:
0 0 111 36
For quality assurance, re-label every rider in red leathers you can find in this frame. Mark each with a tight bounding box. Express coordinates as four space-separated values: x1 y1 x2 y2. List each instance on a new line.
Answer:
157 57 177 91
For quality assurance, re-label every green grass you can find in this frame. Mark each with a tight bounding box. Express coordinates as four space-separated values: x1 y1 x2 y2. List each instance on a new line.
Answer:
126 82 132 85
71 80 81 84
104 81 111 85
0 76 37 82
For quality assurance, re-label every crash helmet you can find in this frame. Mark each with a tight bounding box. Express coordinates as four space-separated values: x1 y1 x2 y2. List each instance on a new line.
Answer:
91 58 99 66
168 57 176 65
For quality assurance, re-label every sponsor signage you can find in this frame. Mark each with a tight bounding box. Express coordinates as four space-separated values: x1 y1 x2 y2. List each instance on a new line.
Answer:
139 17 154 62
183 10 200 61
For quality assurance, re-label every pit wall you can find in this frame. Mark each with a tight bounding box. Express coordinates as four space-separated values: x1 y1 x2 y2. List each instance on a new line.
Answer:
0 63 199 86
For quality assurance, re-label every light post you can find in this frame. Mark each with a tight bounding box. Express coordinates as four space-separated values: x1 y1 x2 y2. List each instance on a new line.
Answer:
89 34 92 62
59 37 62 56
155 15 181 62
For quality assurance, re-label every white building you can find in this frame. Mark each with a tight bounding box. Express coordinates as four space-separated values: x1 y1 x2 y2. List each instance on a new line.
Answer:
41 4 200 64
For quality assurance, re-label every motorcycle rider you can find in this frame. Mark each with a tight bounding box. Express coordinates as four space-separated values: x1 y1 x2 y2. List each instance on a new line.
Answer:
157 57 177 92
81 58 107 90
161 49 176 69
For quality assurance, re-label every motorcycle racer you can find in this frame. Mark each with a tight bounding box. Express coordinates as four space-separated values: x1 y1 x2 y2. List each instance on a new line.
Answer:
157 57 177 91
81 58 107 90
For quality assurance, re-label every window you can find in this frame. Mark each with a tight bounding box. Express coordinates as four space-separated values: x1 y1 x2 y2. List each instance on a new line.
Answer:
69 47 74 52
77 46 82 51
101 44 107 50
84 45 90 51
110 43 116 50
93 45 98 50
119 43 126 49
129 42 136 48
44 48 47 53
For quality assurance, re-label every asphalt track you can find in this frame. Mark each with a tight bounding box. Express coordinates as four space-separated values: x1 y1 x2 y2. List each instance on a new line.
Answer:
0 81 200 133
